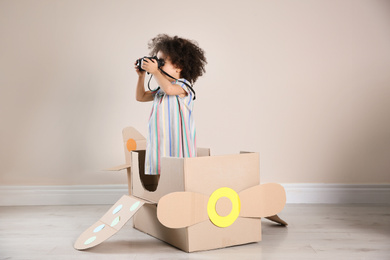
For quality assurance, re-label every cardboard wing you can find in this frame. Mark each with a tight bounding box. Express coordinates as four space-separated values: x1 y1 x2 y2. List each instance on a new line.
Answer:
74 195 152 250
157 183 287 229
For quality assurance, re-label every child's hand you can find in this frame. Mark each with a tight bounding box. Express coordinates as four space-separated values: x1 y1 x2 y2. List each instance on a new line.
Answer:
134 61 146 77
141 58 159 75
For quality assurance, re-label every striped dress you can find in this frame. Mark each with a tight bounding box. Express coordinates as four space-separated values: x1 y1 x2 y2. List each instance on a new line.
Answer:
144 78 197 175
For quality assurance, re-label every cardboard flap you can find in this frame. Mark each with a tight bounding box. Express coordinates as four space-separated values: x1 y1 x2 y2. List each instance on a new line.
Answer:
157 192 209 228
239 183 286 218
74 195 152 250
104 164 131 171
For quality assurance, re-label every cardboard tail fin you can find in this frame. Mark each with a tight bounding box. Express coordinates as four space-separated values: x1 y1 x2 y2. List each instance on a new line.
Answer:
265 215 288 226
74 195 151 250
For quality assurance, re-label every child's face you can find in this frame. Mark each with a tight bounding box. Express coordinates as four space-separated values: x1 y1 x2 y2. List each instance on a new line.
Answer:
157 51 181 80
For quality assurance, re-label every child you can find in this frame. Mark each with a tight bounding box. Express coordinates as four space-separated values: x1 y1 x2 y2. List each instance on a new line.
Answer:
134 34 207 175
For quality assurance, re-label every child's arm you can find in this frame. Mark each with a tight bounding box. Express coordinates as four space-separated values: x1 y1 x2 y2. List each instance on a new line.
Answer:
142 58 187 97
135 61 154 102
135 74 154 102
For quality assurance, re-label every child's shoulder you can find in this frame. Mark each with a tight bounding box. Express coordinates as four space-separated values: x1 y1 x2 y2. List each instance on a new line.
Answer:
174 78 196 100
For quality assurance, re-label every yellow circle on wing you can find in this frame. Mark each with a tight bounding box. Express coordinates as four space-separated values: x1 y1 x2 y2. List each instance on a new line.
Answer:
126 138 137 152
207 187 241 228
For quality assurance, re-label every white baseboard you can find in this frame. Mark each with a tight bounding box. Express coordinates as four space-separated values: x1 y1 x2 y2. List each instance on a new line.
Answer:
283 183 390 204
0 184 389 206
0 185 128 206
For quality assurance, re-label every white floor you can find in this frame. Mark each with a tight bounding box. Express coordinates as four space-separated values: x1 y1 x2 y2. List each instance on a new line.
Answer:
0 204 389 260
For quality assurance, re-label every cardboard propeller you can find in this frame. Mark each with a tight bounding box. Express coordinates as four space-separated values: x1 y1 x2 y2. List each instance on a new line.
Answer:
157 183 286 229
74 195 151 250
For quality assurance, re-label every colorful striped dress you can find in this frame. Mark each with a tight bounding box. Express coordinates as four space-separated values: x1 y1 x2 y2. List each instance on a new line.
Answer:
144 78 197 175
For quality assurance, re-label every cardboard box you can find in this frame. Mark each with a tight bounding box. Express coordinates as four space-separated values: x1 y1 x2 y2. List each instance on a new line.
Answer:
74 127 287 252
132 149 262 252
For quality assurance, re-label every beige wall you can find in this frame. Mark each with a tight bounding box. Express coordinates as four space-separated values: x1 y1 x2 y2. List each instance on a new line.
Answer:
1 0 389 185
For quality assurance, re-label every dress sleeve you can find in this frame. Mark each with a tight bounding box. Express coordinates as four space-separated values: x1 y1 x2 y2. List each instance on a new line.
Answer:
175 79 194 111
175 79 193 100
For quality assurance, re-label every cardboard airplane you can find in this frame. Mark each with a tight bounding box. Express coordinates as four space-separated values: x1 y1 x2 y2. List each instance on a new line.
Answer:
74 127 287 252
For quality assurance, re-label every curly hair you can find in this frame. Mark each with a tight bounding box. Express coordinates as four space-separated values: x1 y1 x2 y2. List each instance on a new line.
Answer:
148 34 207 84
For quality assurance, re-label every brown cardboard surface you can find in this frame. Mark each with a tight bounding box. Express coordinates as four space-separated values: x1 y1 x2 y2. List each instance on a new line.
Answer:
122 127 147 165
215 196 232 216
132 150 159 191
126 168 132 195
74 195 151 250
157 191 209 228
239 183 286 218
183 153 260 195
134 206 262 253
74 220 118 250
187 218 261 252
131 151 185 203
106 127 147 189
133 203 189 252
265 214 288 226
99 195 149 231
122 126 146 141
133 151 275 252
